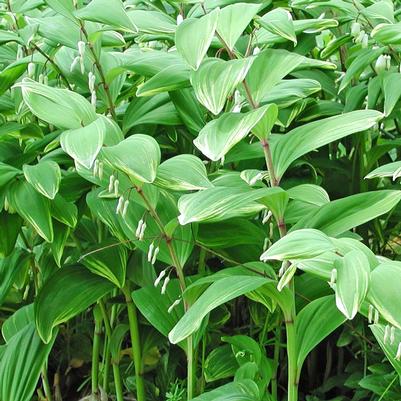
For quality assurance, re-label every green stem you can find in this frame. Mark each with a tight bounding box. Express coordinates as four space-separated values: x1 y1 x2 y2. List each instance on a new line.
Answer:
112 363 124 401
92 307 103 399
122 284 146 401
99 300 112 393
41 365 53 401
271 324 281 400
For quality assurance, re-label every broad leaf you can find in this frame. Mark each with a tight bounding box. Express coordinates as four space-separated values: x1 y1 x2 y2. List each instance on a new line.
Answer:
102 134 161 184
169 275 270 344
8 180 54 242
60 117 105 169
194 105 270 161
175 9 220 70
271 110 383 179
260 229 335 261
191 57 253 115
23 160 61 199
258 8 296 44
334 250 370 320
35 267 114 343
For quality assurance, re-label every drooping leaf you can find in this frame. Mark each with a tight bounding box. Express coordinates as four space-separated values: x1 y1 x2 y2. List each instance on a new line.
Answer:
260 229 335 262
334 250 370 320
178 187 271 225
8 180 54 243
169 275 271 344
191 57 253 115
372 22 401 45
293 190 401 237
217 3 261 50
296 295 346 371
60 117 105 169
368 262 401 331
155 154 212 191
23 160 61 200
81 241 127 288
75 0 137 32
15 78 97 129
190 380 260 401
0 212 22 257
0 323 57 401
35 266 114 343
194 105 269 161
175 9 220 70
258 8 296 44
102 134 161 184
365 161 401 180
271 110 383 179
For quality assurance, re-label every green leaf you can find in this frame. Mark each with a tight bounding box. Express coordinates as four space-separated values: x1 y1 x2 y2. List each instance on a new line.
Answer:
0 162 21 188
382 72 401 116
334 250 370 320
127 10 176 34
216 3 261 50
251 103 278 141
204 345 238 382
339 47 385 92
75 0 137 32
260 229 335 261
0 323 57 401
258 8 296 44
136 64 191 97
365 161 401 180
15 78 97 129
8 180 54 243
0 212 22 257
194 105 269 161
61 117 105 169
293 190 401 237
169 275 270 344
191 57 253 115
102 134 161 184
178 187 271 225
23 160 61 200
372 22 401 45
35 266 113 343
296 295 346 372
370 324 401 377
0 250 30 306
271 110 383 179
155 154 212 191
175 9 220 70
190 380 259 401
50 194 78 228
81 241 127 288
368 262 401 331
2 304 34 343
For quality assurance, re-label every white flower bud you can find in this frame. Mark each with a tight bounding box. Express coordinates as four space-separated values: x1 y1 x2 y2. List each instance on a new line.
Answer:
396 342 401 361
262 210 272 225
375 54 387 74
151 246 159 265
355 30 365 44
78 41 86 57
135 219 144 238
253 46 261 55
154 269 166 287
38 74 44 84
17 45 23 60
108 175 115 193
161 276 170 294
374 308 379 324
98 161 103 179
329 268 337 286
113 179 119 196
263 237 269 251
27 62 35 78
368 304 374 324
361 33 368 49
70 56 80 72
147 242 155 262
122 200 129 218
116 196 124 214
88 71 96 92
91 91 97 107
176 14 183 25
391 326 396 345
385 55 391 70
232 104 242 113
168 298 181 313
351 22 361 37
139 221 146 240
80 57 85 74
93 159 99 176
384 324 390 344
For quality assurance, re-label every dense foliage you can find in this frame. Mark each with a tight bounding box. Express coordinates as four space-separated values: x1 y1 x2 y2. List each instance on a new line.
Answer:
3 0 401 400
